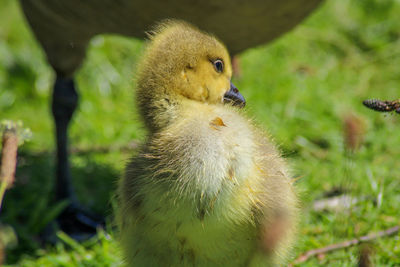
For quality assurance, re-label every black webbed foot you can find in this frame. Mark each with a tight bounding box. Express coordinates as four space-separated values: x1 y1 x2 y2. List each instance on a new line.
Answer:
56 202 105 241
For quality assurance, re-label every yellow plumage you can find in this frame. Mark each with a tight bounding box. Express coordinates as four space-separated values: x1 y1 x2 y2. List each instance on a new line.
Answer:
118 20 298 266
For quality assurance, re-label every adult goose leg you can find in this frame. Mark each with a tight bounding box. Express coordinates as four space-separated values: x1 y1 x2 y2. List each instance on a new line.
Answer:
52 76 104 240
20 0 104 239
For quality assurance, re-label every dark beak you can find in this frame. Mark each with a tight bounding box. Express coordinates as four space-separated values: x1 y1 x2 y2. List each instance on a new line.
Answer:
223 82 246 108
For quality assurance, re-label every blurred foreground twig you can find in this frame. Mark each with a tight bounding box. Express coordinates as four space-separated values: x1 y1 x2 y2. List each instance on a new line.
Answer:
0 120 31 211
0 128 18 211
292 225 399 265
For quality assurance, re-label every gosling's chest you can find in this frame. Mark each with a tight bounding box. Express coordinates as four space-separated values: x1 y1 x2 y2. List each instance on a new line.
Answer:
132 109 262 265
136 191 258 266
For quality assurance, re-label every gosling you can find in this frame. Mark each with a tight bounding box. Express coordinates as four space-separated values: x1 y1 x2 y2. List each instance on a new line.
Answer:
118 21 298 266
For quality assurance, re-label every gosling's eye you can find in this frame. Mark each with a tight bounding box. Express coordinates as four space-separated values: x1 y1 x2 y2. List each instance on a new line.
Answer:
213 59 224 73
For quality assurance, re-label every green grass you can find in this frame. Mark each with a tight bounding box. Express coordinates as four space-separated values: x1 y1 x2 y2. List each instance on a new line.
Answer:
1 0 400 265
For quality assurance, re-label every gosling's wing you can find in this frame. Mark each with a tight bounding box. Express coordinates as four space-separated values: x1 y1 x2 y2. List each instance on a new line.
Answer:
248 132 298 265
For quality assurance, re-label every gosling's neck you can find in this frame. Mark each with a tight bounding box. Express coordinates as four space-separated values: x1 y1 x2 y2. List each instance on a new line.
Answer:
137 85 222 135
136 83 184 133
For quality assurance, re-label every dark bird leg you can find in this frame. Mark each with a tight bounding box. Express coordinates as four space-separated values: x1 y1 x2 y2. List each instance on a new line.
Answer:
51 76 104 240
52 77 77 204
20 0 104 237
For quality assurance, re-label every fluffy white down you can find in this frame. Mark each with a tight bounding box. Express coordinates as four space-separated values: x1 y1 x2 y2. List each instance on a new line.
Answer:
120 101 287 266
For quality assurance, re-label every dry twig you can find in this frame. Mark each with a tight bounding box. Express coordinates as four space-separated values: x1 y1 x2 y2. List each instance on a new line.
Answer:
0 129 18 210
69 141 139 155
0 120 31 211
292 225 399 265
27 141 140 157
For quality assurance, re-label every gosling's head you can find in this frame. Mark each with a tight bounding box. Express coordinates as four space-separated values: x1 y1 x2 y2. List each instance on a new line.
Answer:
136 21 245 124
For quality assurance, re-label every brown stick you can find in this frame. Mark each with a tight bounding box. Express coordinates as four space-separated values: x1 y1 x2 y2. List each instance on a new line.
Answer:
0 129 19 210
69 141 139 155
292 225 399 265
1 129 18 188
28 140 140 157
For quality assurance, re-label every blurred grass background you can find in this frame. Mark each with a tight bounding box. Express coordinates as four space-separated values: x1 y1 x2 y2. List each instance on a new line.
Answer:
1 0 400 265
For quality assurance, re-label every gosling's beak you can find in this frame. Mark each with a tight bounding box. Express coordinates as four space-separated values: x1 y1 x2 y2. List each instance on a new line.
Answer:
223 82 246 108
